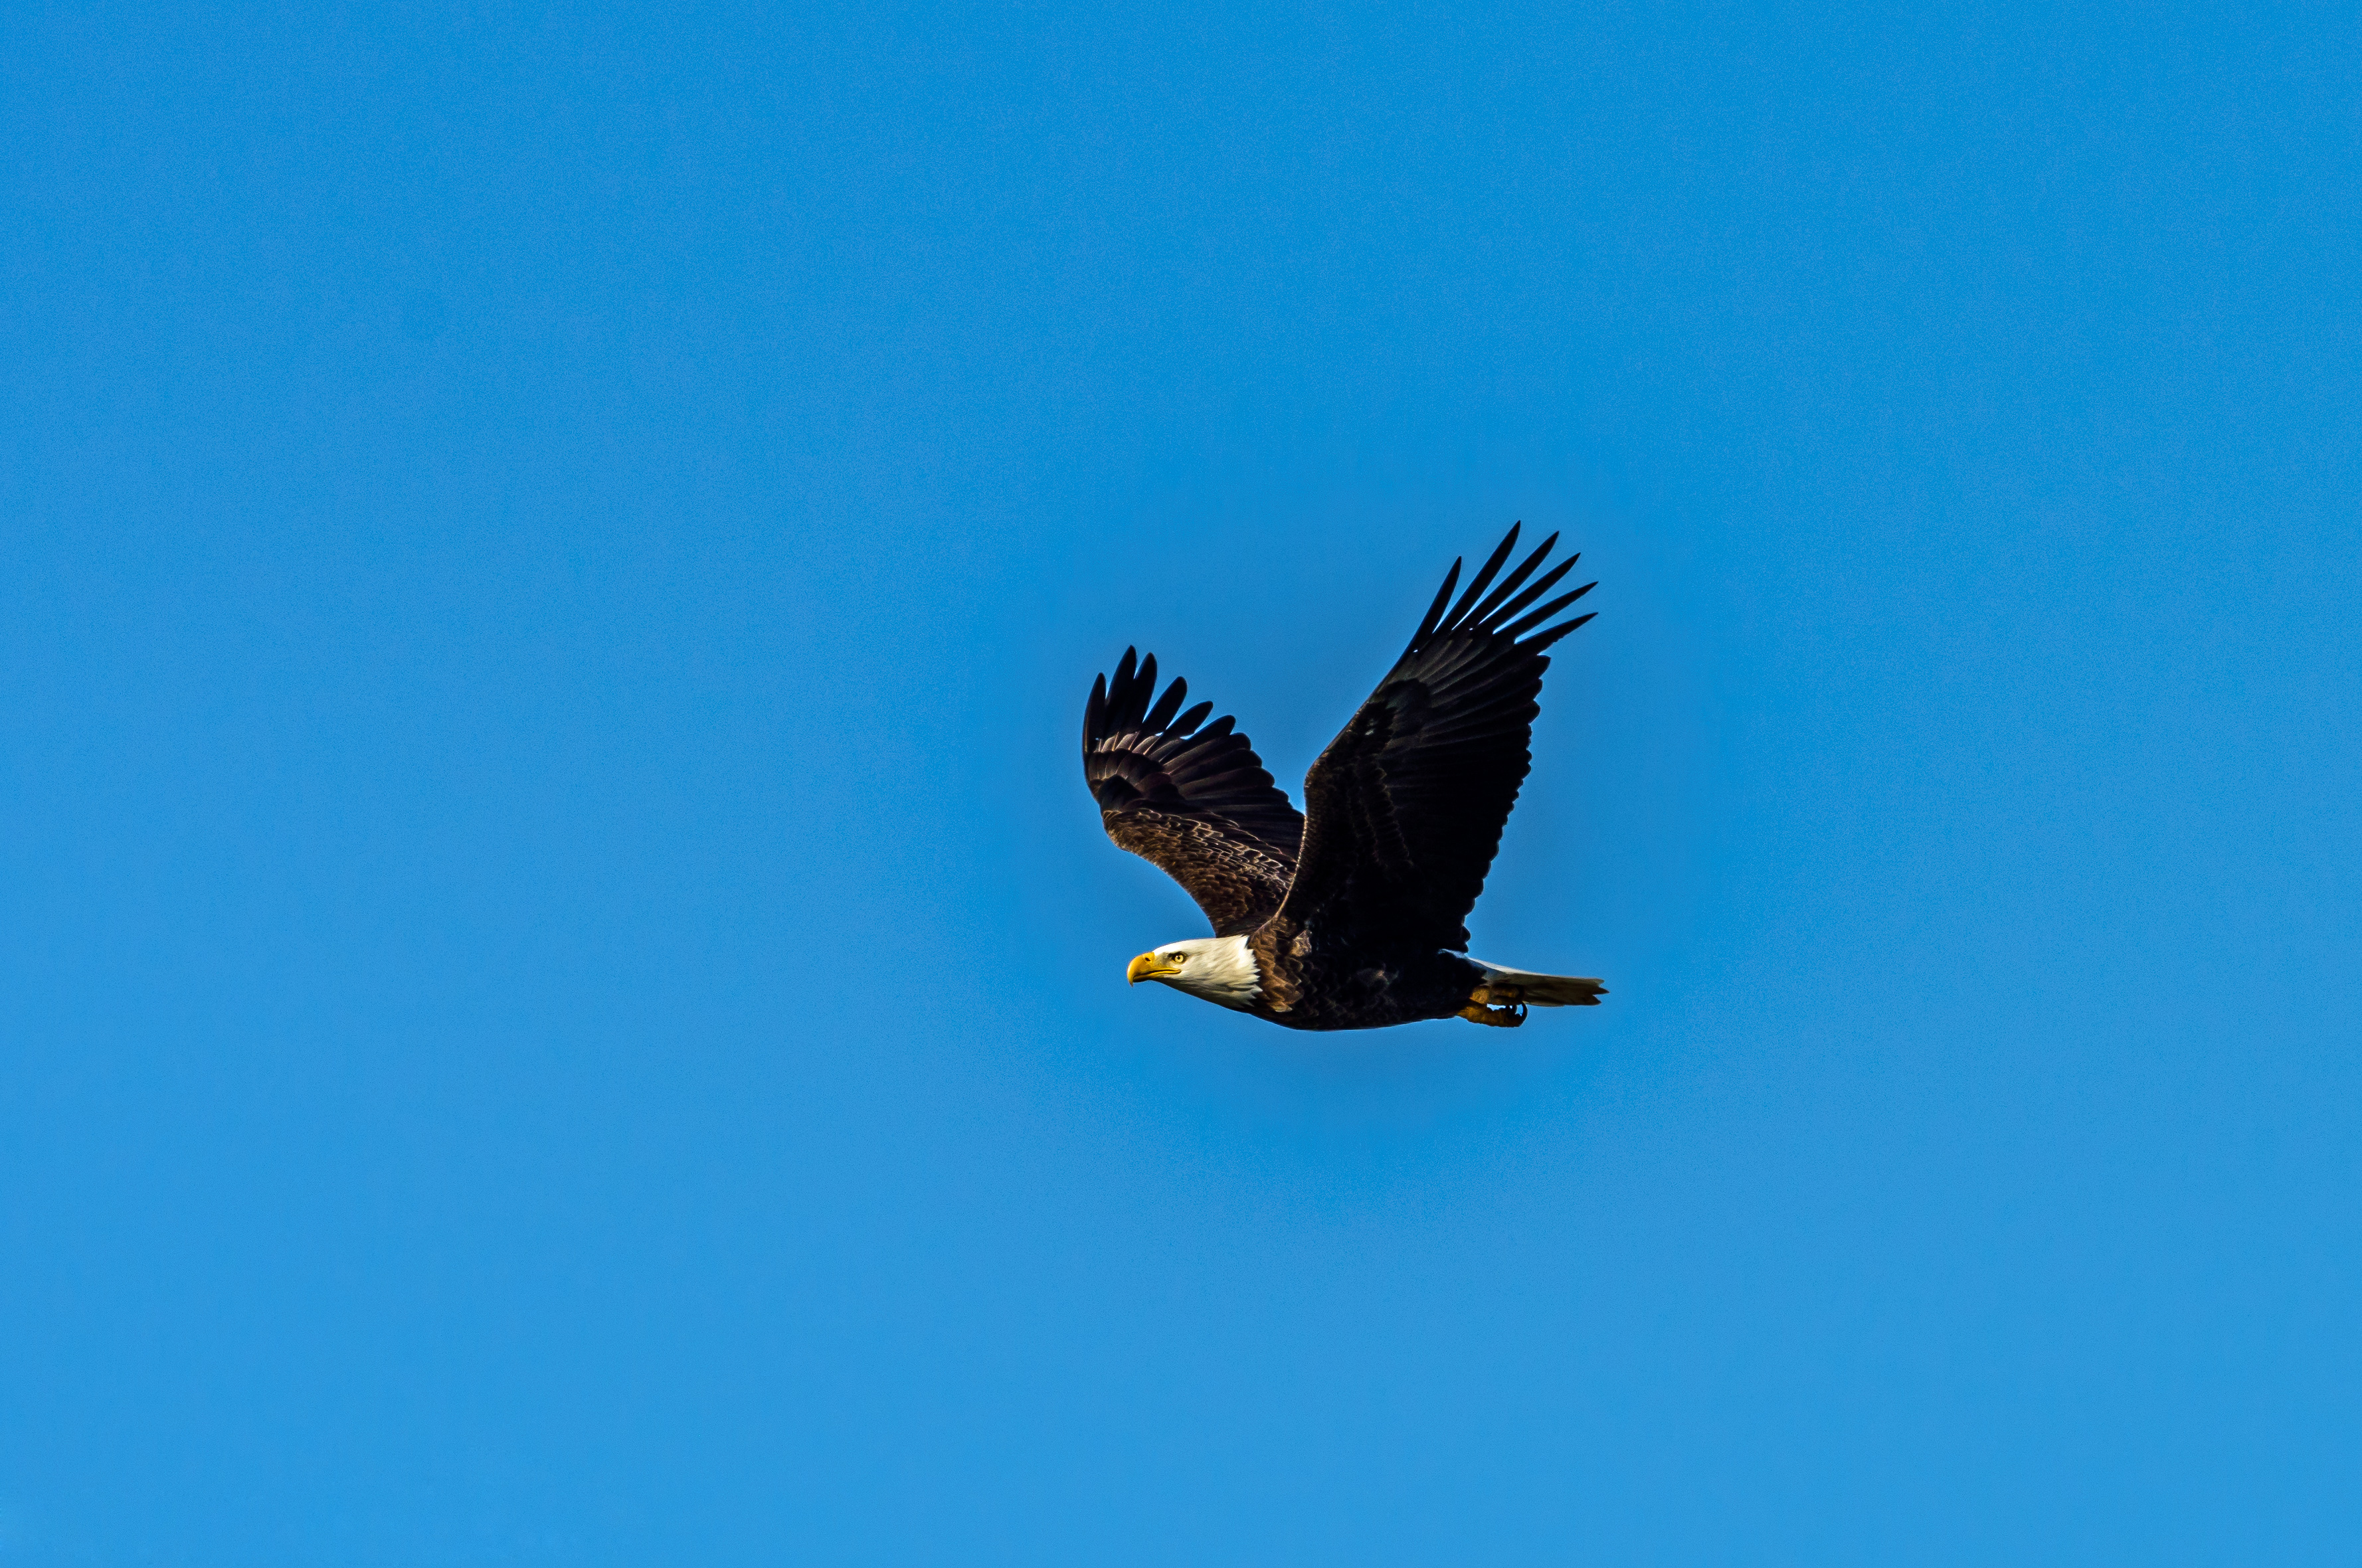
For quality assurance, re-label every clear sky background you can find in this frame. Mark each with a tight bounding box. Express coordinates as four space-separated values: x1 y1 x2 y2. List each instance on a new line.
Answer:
6 1 2359 1563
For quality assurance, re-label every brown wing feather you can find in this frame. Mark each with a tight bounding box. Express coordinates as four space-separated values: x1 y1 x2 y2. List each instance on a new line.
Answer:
1278 524 1595 951
1083 648 1305 936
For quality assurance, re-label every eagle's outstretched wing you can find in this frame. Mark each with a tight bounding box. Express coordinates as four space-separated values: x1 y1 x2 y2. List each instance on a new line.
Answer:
1277 525 1595 952
1083 648 1305 937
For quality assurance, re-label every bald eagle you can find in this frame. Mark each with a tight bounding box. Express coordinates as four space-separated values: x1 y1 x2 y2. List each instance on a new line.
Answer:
1083 523 1606 1030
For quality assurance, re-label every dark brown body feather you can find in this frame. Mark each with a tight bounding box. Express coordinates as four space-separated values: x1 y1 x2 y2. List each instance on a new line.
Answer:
1083 524 1596 1031
1241 921 1489 1031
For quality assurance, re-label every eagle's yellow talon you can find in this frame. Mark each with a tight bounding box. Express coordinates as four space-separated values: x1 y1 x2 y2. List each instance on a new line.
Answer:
1457 1001 1526 1027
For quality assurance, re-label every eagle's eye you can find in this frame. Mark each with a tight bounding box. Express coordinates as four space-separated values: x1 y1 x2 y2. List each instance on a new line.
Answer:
1168 952 1185 963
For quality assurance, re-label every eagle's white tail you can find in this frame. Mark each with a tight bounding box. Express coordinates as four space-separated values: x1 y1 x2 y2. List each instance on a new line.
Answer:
1471 959 1607 1007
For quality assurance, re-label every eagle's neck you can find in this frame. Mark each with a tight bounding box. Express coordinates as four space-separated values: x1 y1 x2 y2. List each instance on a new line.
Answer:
1172 934 1263 1009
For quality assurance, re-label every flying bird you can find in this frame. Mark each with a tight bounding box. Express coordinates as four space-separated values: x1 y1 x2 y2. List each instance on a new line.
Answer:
1083 523 1606 1030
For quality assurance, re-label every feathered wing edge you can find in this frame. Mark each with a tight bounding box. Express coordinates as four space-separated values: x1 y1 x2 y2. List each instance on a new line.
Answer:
1398 521 1598 663
1279 523 1597 951
1082 648 1305 936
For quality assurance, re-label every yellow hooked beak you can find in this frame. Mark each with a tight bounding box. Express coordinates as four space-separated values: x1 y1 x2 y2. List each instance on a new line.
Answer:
1127 950 1184 985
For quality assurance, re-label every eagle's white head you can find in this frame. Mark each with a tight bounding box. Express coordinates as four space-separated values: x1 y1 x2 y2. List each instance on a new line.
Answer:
1126 934 1263 1010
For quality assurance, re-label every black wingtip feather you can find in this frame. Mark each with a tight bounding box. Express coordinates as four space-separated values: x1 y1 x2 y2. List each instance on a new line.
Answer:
1467 531 1560 628
1481 554 1576 632
1409 559 1463 653
1144 675 1188 733
1443 523 1522 630
1524 610 1597 653
1084 673 1108 746
1501 582 1596 642
1105 647 1149 727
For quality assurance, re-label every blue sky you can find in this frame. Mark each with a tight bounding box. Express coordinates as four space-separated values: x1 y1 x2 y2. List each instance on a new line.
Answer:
6 0 2359 1562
